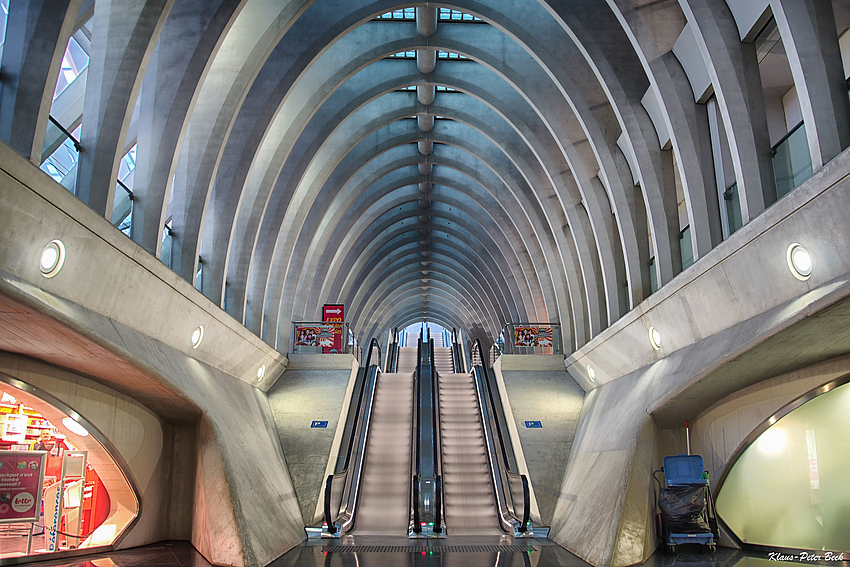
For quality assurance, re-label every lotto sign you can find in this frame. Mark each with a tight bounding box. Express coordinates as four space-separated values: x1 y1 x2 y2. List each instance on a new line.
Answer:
0 451 46 523
322 304 345 353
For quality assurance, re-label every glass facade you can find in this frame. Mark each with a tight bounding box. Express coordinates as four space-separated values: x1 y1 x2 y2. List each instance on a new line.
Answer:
724 183 743 236
772 123 813 200
716 380 850 551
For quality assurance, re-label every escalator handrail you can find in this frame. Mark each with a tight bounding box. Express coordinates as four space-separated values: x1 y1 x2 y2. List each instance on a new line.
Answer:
410 336 423 532
323 338 381 533
429 338 444 532
470 338 530 533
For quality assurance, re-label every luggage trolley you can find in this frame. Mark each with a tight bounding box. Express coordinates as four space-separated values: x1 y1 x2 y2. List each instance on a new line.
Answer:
654 454 718 553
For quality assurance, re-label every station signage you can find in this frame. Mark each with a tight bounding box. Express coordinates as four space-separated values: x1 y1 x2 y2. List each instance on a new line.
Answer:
322 304 345 354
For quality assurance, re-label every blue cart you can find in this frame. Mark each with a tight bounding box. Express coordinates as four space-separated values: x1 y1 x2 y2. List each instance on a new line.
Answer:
654 455 718 553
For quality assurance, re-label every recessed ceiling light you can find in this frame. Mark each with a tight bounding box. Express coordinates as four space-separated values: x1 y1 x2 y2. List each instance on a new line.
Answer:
191 325 204 349
757 428 787 453
39 240 66 278
257 365 265 382
786 243 812 280
62 417 88 437
649 326 662 351
586 365 596 382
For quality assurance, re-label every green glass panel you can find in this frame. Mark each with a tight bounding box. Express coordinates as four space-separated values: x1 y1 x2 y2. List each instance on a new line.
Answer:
725 183 743 235
716 381 850 551
773 124 813 200
680 226 694 270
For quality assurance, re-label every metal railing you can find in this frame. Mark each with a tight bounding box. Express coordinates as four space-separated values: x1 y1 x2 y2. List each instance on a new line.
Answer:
451 327 465 373
387 327 399 372
471 339 532 536
322 339 381 536
495 322 562 356
410 334 445 536
290 321 359 359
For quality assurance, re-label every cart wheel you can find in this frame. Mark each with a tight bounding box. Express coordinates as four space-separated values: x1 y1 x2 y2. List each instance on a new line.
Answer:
666 544 676 554
708 544 716 553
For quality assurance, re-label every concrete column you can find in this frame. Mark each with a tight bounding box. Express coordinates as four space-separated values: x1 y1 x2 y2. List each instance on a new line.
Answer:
0 0 80 161
416 7 437 37
131 0 241 256
417 114 435 132
75 0 175 217
679 0 776 220
417 48 436 74
770 0 850 168
417 84 436 105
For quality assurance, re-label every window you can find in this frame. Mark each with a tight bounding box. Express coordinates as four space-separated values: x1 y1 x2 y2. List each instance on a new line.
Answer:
438 8 483 22
53 36 89 100
716 379 850 552
374 8 415 20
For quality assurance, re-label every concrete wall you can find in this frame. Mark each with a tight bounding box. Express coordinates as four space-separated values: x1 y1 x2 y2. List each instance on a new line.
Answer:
552 278 850 564
0 141 305 566
566 148 850 391
493 355 583 526
0 353 188 545
268 356 358 525
0 142 287 392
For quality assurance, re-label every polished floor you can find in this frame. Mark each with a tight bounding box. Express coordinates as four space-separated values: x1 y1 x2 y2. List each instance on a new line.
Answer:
7 539 840 567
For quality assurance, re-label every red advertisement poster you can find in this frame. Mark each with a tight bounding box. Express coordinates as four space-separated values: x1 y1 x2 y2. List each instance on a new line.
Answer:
0 451 46 523
513 327 553 347
322 304 345 353
295 325 336 348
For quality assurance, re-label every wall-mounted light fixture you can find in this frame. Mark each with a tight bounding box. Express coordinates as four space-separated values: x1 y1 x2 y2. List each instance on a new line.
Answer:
191 325 204 349
649 326 662 351
786 243 812 280
39 239 66 278
62 416 89 437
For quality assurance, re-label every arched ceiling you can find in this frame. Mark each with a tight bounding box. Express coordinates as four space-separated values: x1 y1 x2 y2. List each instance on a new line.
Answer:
26 0 808 352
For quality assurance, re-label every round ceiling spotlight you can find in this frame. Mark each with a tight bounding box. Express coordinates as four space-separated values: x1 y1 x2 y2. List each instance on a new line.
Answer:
586 365 596 383
257 364 266 382
191 325 205 349
786 243 812 280
649 326 662 351
39 239 66 278
62 416 89 437
757 428 788 454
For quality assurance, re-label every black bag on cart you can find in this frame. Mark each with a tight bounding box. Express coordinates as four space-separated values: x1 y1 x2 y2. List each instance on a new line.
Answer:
658 485 710 534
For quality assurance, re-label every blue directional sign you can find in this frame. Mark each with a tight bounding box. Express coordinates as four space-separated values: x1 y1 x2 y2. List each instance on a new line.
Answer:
310 420 328 428
525 420 543 428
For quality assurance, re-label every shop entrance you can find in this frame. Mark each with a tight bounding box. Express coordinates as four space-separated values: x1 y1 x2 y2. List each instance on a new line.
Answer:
0 379 138 560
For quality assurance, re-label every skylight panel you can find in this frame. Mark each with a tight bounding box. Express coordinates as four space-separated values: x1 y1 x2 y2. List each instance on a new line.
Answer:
438 8 483 22
375 8 415 20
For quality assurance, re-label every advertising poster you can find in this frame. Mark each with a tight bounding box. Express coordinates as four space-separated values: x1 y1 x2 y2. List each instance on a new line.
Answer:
513 327 553 347
0 451 46 524
2 414 28 443
322 304 345 353
295 326 336 348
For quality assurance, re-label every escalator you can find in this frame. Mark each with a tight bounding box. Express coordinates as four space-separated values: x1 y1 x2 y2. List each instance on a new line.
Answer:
323 333 529 538
349 369 413 534
438 371 502 534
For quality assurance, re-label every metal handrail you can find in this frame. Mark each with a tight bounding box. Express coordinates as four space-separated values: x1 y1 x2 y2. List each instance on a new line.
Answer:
471 339 531 535
323 338 381 536
430 338 444 533
451 327 465 373
387 327 399 372
410 335 423 532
